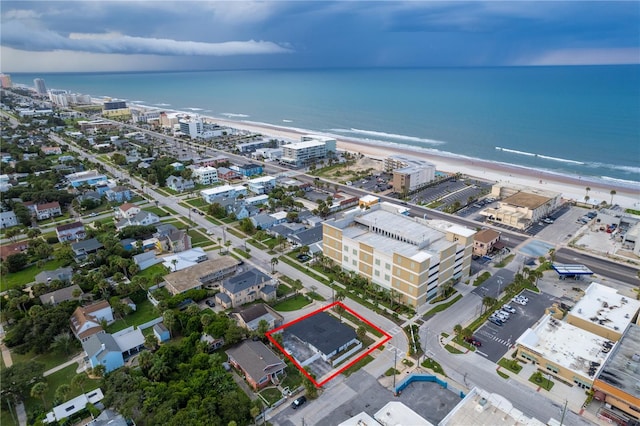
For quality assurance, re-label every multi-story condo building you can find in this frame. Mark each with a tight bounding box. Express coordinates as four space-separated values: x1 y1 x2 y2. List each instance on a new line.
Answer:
34 78 47 95
179 117 203 138
384 155 436 193
201 185 247 204
192 166 219 185
322 201 475 307
280 135 337 167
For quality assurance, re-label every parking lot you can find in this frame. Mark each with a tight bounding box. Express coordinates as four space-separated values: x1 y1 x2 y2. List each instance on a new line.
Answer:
473 289 559 363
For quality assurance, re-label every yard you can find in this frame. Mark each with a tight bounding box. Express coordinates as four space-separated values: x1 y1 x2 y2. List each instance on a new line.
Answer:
185 198 207 208
145 207 170 217
136 263 168 284
258 387 282 406
10 349 81 373
0 258 68 292
188 229 209 245
272 295 311 312
106 299 160 333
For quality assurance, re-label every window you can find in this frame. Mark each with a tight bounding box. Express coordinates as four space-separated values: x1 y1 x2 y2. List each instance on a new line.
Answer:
374 270 380 277
352 249 357 255
352 260 357 266
375 259 380 266
385 263 390 270
384 274 390 281
344 255 348 261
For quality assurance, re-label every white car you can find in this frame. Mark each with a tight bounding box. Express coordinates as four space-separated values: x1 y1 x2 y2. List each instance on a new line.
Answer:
502 304 516 313
516 295 529 303
512 297 527 305
494 310 509 321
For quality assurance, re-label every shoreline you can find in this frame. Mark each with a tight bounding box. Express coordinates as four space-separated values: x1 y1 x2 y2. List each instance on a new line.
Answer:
190 114 639 209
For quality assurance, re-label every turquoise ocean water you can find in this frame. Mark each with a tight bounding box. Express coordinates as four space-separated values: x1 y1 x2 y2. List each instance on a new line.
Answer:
10 66 640 187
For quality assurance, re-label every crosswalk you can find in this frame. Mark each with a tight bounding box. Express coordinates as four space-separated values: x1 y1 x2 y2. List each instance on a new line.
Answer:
477 329 512 347
385 344 405 359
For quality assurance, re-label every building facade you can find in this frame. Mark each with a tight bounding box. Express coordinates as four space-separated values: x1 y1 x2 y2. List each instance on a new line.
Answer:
322 202 475 307
192 166 219 185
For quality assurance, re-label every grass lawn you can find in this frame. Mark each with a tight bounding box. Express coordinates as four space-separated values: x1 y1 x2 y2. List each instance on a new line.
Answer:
106 299 160 333
497 369 510 379
281 366 303 390
423 294 463 318
1 408 17 426
185 198 207 208
529 373 555 391
342 355 374 377
188 229 209 245
421 358 447 377
498 358 523 374
307 291 325 301
1 258 67 292
11 349 80 373
136 263 168 284
163 207 179 216
145 206 170 217
444 344 463 354
272 295 311 312
259 387 282 406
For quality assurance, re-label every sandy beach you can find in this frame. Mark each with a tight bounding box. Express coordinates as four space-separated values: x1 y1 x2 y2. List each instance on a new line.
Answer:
198 115 638 209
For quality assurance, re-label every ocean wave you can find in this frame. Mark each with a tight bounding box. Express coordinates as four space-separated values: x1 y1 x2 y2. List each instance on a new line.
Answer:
184 107 204 111
221 113 250 118
153 103 171 107
587 163 640 175
330 128 446 145
495 147 536 157
496 147 589 165
282 119 293 123
600 176 640 188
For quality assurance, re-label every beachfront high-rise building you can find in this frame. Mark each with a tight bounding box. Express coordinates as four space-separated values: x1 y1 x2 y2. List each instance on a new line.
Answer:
384 155 436 193
322 201 475 307
280 135 337 168
179 117 204 138
0 74 12 88
34 78 47 95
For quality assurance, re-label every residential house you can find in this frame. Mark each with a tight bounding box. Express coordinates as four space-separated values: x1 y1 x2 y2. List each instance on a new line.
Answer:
35 267 73 284
244 194 269 206
200 333 225 352
216 167 240 182
81 327 145 373
284 311 359 363
77 190 102 205
166 229 192 253
250 211 287 230
115 211 160 231
70 300 114 342
234 304 283 332
215 269 277 309
133 251 164 271
288 225 324 248
229 203 259 221
66 170 108 188
44 389 105 425
201 184 247 204
105 186 132 203
164 257 238 296
71 238 104 261
39 284 84 305
0 210 18 228
247 176 276 195
170 162 184 171
56 221 86 242
230 163 263 177
225 340 286 390
35 201 62 220
166 175 195 193
153 323 171 343
0 241 29 260
160 247 209 271
117 202 140 219
154 223 178 238
473 228 503 257
41 146 62 155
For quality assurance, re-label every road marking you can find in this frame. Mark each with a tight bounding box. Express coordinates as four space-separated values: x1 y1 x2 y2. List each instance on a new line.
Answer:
476 350 488 357
388 327 402 335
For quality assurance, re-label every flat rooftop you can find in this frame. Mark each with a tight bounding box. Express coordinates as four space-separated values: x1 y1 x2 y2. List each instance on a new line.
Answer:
516 314 613 380
374 401 432 426
502 192 552 210
596 323 640 399
440 387 547 426
569 282 640 333
164 256 237 293
552 263 594 275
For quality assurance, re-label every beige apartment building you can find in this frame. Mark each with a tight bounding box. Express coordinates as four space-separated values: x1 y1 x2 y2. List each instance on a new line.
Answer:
480 184 561 230
322 202 475 307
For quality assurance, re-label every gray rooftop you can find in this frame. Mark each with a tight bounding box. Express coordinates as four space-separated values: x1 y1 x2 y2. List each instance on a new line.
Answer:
72 238 103 253
284 311 357 356
225 340 285 383
596 323 640 399
82 333 120 361
223 269 272 295
39 284 83 305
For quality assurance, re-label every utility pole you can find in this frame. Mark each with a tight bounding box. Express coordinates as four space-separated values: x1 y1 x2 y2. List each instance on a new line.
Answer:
393 348 398 395
559 399 568 425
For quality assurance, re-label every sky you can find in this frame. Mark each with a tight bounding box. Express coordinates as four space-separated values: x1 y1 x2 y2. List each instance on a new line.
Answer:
1 1 639 72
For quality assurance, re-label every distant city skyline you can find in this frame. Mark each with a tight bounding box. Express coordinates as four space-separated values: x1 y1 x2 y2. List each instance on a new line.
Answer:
1 1 638 73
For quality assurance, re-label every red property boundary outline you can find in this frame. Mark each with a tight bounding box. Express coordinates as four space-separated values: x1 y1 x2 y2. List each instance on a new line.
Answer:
265 301 392 387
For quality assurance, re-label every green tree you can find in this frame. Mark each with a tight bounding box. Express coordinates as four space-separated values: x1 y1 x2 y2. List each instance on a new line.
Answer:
270 257 279 274
54 384 71 404
1 361 45 402
461 327 473 340
50 332 75 355
26 228 42 239
256 319 270 340
5 252 28 272
145 333 159 351
5 227 22 242
453 324 462 335
610 189 616 205
356 325 367 341
482 296 496 313
71 373 88 394
30 382 48 408
302 367 318 399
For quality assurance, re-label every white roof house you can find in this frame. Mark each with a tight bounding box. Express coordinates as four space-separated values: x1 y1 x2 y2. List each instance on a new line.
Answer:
44 389 104 424
112 327 145 355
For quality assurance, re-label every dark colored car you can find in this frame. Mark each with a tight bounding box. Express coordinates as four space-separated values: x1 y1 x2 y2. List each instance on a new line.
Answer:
488 316 503 326
464 337 482 347
291 396 307 409
205 299 215 307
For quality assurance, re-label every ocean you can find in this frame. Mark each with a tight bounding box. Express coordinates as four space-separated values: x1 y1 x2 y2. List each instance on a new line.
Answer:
9 66 640 187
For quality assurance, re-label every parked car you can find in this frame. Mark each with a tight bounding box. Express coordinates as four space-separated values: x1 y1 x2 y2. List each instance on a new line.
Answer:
488 316 503 326
543 218 554 224
464 336 482 347
512 297 527 306
205 299 215 308
502 304 516 313
516 295 529 303
291 396 307 409
494 311 509 321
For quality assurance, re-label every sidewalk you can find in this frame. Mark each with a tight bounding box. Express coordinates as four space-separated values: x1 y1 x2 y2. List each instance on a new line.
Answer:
43 352 86 377
1 342 27 426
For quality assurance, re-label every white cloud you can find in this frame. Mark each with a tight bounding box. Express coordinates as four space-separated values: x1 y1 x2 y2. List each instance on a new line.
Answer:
2 20 293 56
518 47 640 66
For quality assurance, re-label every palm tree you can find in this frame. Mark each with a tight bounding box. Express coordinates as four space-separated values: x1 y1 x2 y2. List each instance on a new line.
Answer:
610 190 616 205
356 325 367 341
163 310 176 337
453 324 462 335
31 382 48 408
461 327 473 341
138 350 153 375
71 373 88 394
584 195 590 204
585 187 591 199
50 332 74 355
529 269 544 287
171 259 178 272
54 384 71 404
270 257 279 274
482 296 496 314
149 358 171 382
